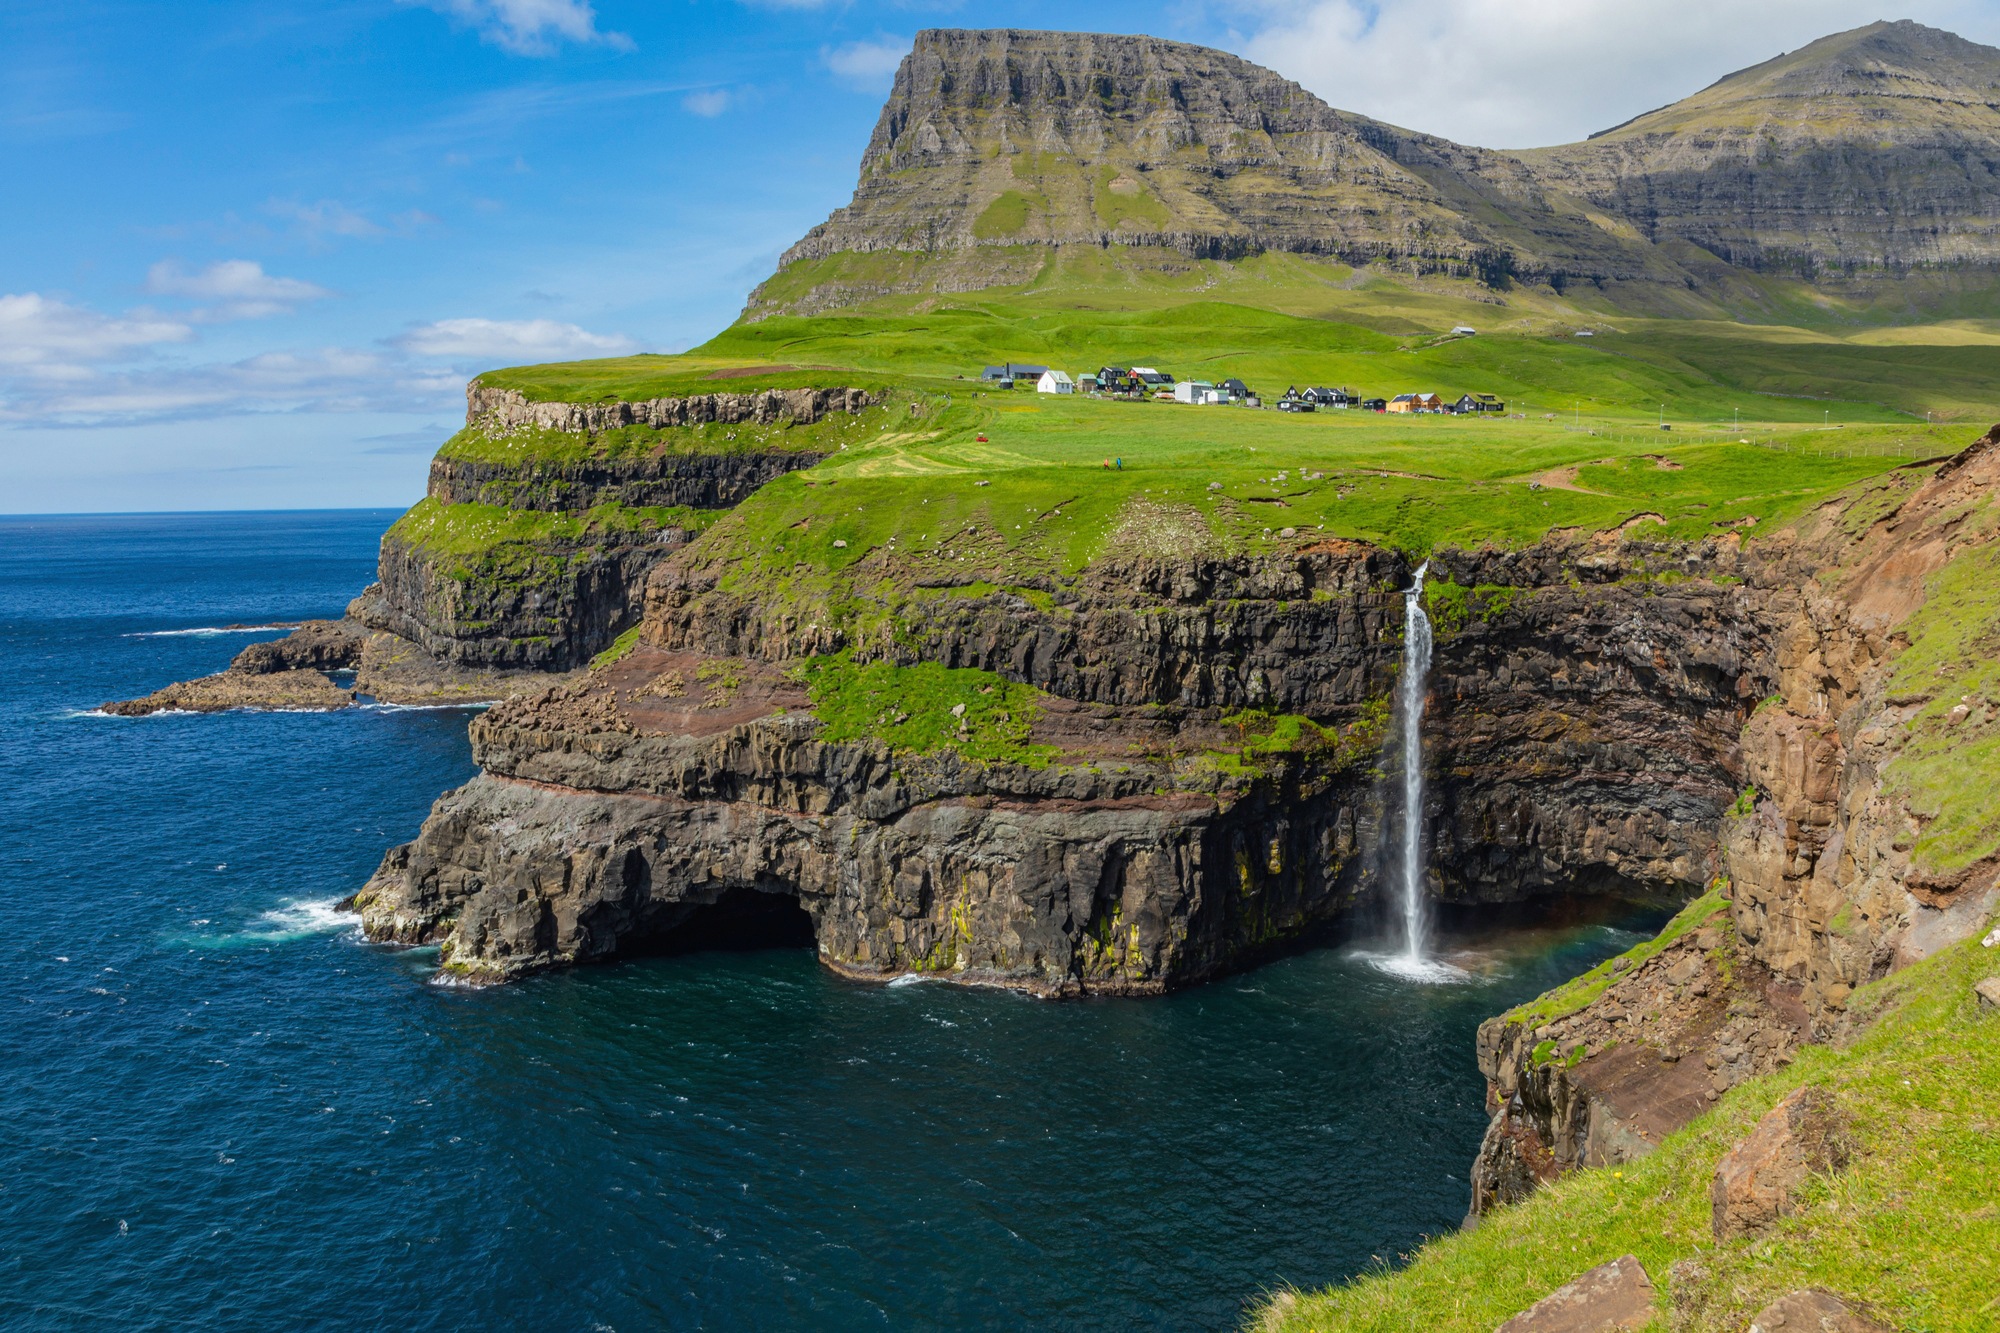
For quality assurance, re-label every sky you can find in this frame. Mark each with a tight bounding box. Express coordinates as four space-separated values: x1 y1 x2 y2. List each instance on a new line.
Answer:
5 0 1999 513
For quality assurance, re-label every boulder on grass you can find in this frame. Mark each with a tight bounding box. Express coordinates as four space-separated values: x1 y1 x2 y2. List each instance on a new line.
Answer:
1747 1287 1892 1332
1495 1254 1655 1332
1712 1087 1849 1240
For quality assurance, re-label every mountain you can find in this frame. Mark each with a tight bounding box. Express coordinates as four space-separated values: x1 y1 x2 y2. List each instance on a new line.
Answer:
749 28 1692 317
1520 20 2000 274
748 22 2000 319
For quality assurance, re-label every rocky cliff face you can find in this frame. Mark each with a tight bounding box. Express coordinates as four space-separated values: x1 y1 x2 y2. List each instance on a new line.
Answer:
353 524 1801 988
749 28 1692 316
749 22 2000 317
1468 428 2000 1217
350 382 876 672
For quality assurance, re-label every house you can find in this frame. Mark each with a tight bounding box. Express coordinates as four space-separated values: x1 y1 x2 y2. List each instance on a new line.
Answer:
1574 330 1595 338
1037 370 1076 395
1455 393 1505 414
1388 392 1445 414
1306 387 1356 408
980 362 1048 385
1172 380 1215 404
1451 325 1477 336
1360 397 1388 412
1217 378 1251 401
1131 366 1175 387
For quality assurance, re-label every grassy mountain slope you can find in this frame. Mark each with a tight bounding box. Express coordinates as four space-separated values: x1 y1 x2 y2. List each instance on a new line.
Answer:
1520 21 2000 275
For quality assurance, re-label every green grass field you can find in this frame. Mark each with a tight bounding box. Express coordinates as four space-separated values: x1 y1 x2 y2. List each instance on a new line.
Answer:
679 390 1947 591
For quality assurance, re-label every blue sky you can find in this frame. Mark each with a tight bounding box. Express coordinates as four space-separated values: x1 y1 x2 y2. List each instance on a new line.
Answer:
6 0 1996 512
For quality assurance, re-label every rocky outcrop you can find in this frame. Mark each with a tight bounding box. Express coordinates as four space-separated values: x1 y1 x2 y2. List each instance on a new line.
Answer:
1748 1289 1893 1333
465 383 871 436
357 533 677 673
348 382 877 672
103 667 356 715
101 612 572 714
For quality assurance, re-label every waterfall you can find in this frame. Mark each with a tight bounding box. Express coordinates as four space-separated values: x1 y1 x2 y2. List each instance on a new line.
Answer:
1393 561 1434 966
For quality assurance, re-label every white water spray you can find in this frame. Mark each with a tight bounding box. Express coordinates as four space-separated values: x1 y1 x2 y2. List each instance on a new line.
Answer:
1393 561 1434 966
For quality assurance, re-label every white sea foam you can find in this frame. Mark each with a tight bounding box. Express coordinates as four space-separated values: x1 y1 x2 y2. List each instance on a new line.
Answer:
1352 949 1473 986
885 974 931 988
357 700 491 713
125 624 297 638
183 898 358 949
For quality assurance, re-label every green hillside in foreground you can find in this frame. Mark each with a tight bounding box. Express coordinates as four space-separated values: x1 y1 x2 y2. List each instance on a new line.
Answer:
1253 912 2000 1331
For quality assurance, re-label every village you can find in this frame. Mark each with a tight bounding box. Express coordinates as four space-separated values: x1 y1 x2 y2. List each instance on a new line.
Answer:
977 361 1507 416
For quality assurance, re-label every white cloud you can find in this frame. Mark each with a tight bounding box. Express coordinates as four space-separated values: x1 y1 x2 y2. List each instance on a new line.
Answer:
0 293 191 374
0 346 458 426
683 89 732 117
146 260 333 320
265 198 385 242
393 317 638 362
1237 0 2000 148
404 0 633 57
822 38 910 91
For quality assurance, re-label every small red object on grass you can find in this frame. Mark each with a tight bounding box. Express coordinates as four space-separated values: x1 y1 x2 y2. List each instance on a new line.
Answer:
975 433 988 442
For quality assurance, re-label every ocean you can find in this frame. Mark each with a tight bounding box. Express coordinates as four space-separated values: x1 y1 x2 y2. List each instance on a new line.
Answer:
0 510 1650 1331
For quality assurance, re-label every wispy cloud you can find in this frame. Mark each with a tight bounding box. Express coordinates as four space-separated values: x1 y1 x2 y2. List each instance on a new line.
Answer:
682 89 733 117
0 294 192 376
261 199 437 249
402 0 633 57
0 284 638 427
145 260 332 320
822 38 910 91
0 346 455 426
361 424 457 455
392 317 638 361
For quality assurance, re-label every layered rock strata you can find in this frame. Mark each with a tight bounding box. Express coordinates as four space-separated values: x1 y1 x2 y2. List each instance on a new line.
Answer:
355 383 876 672
750 23 2000 317
355 530 1798 987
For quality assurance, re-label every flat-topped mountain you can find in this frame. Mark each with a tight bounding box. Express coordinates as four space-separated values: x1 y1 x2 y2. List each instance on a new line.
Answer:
751 22 2000 318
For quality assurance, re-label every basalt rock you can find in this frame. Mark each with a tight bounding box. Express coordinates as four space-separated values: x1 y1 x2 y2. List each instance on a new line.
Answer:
465 383 872 436
361 524 1797 984
426 451 828 513
351 646 1382 989
102 667 356 716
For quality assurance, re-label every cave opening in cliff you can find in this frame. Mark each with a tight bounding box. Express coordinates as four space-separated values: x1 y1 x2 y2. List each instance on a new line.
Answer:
630 885 817 958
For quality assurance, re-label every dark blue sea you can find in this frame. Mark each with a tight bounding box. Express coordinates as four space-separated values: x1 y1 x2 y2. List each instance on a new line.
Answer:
0 510 1651 1331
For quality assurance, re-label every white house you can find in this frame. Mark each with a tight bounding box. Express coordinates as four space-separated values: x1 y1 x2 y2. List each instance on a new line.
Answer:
1036 369 1075 395
1451 325 1477 336
1172 380 1215 404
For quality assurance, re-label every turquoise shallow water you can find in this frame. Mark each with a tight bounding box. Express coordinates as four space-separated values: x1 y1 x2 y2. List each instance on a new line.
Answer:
0 511 1655 1331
